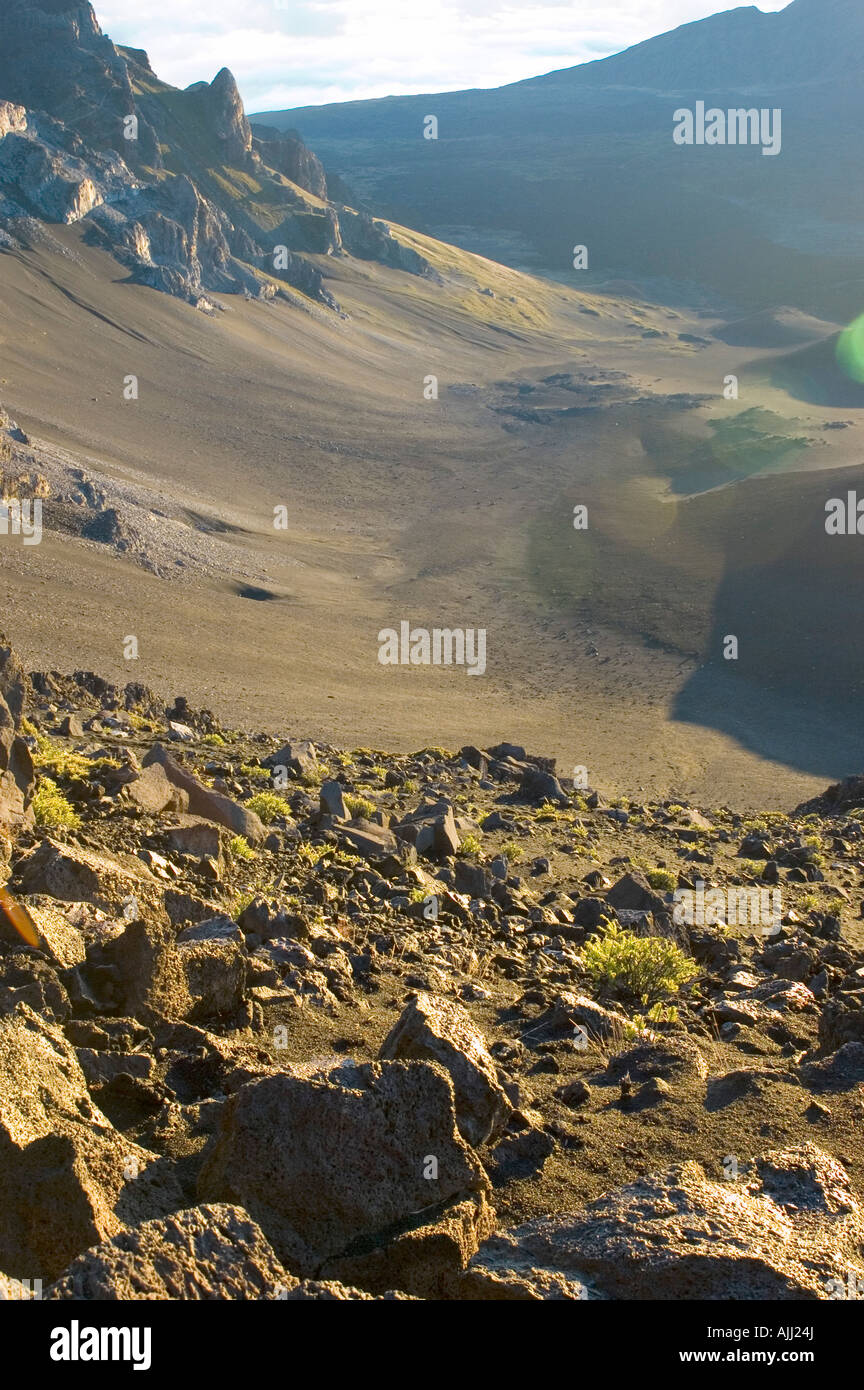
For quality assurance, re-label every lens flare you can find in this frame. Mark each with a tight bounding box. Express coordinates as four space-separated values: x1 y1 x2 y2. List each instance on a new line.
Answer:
836 313 864 384
0 885 41 949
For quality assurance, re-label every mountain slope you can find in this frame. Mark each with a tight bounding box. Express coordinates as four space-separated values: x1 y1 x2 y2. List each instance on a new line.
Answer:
257 0 864 317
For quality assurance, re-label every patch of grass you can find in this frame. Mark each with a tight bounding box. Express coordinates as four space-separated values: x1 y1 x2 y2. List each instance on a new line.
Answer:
500 839 523 863
457 833 482 858
231 887 256 916
413 746 454 761
246 791 293 824
229 835 255 861
32 778 81 829
201 733 226 746
534 801 573 823
300 766 326 788
344 793 375 820
33 736 118 781
297 841 327 867
125 711 155 732
799 893 818 913
582 920 696 1005
240 763 271 782
645 868 677 892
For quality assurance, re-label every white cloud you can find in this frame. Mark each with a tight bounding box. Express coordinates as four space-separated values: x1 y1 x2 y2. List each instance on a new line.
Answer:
96 0 791 111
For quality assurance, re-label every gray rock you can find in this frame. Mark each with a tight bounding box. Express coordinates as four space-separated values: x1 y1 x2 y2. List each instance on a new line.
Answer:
470 1143 864 1299
319 779 346 819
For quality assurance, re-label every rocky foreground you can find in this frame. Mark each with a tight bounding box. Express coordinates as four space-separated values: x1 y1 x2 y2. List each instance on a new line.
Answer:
2 635 864 1300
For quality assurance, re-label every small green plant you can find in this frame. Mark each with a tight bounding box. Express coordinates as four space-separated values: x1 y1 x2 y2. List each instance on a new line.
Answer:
32 778 81 829
403 779 417 794
639 1002 679 1025
125 711 154 732
201 733 226 746
231 887 256 916
583 920 696 1005
229 835 255 861
246 791 293 824
344 793 375 820
457 833 482 857
300 767 326 788
413 746 454 761
240 763 271 782
645 868 677 892
500 839 523 863
799 893 818 912
297 841 327 867
33 736 118 781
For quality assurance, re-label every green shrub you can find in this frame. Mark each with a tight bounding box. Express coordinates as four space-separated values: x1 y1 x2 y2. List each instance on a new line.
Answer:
246 791 292 824
457 833 482 857
33 736 117 781
645 868 677 893
229 835 255 861
32 778 81 829
583 920 696 1005
344 793 375 820
240 763 271 782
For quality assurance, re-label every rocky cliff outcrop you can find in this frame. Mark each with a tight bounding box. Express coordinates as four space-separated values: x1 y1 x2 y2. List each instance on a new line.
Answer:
0 0 432 310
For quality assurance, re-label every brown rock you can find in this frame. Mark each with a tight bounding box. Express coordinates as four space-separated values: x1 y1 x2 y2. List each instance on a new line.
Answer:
142 745 265 842
17 838 161 914
0 1005 182 1280
0 635 34 832
46 1204 287 1300
379 992 511 1146
198 1059 490 1274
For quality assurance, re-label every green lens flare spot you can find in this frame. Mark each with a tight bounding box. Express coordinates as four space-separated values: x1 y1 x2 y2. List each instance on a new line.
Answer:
836 314 864 384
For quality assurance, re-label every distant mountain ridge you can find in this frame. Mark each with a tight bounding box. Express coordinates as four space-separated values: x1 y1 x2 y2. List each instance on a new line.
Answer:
256 0 864 316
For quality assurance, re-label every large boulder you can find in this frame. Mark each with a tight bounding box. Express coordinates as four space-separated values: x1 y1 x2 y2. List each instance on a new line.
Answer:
104 917 246 1025
0 1005 182 1280
467 1144 864 1300
198 1059 490 1275
17 838 162 915
141 745 265 843
123 761 189 815
379 992 511 1146
46 1204 287 1300
394 799 460 860
0 636 34 833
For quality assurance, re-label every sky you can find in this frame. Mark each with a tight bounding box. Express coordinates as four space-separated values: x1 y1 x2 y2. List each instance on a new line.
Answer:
96 0 790 114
